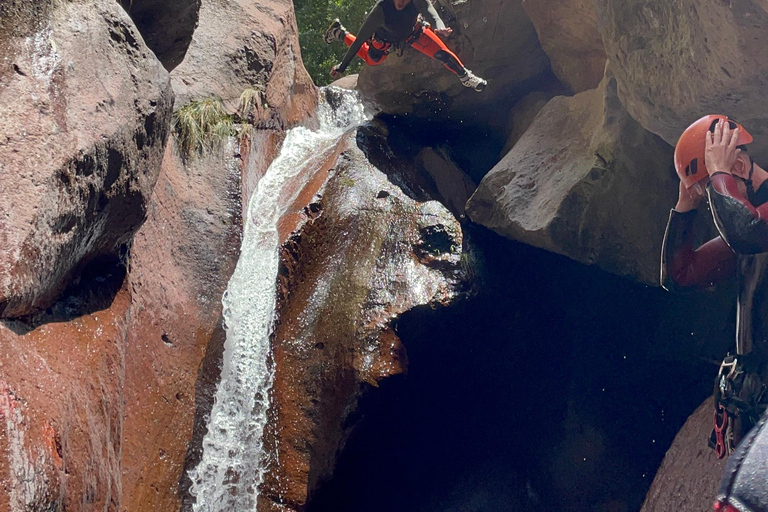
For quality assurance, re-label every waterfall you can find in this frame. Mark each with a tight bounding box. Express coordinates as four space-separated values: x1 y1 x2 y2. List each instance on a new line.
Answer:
188 87 369 512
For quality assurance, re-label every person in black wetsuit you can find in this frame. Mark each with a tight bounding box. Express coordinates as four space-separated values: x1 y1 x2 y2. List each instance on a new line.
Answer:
323 0 487 91
662 115 768 445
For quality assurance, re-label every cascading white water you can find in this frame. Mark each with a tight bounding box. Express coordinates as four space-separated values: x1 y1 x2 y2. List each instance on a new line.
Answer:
188 87 369 512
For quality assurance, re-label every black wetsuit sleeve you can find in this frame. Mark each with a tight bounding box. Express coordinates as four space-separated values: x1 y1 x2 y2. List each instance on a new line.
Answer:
413 0 447 30
660 209 735 291
338 5 385 73
708 174 768 254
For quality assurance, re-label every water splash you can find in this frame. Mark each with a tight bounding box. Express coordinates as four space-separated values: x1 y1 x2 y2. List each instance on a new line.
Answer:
187 87 369 512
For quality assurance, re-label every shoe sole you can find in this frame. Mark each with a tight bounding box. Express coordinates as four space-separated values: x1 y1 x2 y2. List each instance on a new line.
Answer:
324 20 342 44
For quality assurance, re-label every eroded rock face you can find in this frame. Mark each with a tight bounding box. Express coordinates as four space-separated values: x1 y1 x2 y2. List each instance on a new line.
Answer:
521 0 606 93
256 123 466 512
171 0 317 127
118 0 201 71
597 0 768 162
0 262 130 511
0 0 172 318
466 71 677 285
356 0 550 121
640 398 727 512
120 138 252 512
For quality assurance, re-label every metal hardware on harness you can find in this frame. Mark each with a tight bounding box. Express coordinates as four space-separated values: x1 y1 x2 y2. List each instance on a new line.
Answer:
714 403 731 459
717 356 741 400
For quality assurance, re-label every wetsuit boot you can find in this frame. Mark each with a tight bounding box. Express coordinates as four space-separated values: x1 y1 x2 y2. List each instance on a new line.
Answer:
324 19 348 44
459 69 487 92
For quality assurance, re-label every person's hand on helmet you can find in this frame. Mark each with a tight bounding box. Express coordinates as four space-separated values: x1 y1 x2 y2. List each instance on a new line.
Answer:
434 27 453 37
330 64 342 79
675 180 705 212
706 120 742 176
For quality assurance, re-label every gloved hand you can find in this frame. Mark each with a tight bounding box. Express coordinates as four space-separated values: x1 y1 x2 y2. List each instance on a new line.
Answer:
434 27 453 37
330 64 342 79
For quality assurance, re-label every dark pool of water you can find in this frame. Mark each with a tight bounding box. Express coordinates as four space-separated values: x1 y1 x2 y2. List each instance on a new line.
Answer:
308 225 733 512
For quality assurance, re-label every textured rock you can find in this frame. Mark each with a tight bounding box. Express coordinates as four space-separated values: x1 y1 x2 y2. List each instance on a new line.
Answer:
330 74 359 91
466 71 677 285
120 137 253 512
256 124 466 512
521 0 606 93
640 398 727 512
0 127 279 511
356 0 550 120
596 0 768 163
171 0 317 127
414 146 477 217
0 0 172 318
503 88 558 155
0 265 130 511
118 0 201 70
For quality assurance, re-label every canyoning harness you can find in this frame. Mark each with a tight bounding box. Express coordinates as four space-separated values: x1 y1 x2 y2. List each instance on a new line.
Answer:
710 353 768 458
369 16 429 60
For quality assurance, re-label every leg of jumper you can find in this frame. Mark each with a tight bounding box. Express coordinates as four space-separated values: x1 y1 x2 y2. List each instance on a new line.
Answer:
409 27 466 75
343 33 389 66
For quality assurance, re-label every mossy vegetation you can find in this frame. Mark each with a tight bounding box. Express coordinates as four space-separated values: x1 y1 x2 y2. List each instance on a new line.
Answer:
237 86 267 120
172 98 236 156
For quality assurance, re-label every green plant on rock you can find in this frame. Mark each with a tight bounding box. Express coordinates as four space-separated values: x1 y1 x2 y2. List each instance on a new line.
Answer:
237 86 267 122
172 98 236 156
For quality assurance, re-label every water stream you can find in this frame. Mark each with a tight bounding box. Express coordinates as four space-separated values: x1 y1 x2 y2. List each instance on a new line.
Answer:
187 87 369 512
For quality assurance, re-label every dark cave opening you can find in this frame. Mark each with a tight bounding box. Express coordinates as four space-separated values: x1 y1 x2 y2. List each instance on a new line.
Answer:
307 225 734 512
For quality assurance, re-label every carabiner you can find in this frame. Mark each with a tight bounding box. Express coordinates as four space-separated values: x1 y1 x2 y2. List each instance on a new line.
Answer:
714 404 729 459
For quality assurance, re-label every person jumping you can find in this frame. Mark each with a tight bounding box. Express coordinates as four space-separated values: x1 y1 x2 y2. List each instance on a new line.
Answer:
324 0 487 92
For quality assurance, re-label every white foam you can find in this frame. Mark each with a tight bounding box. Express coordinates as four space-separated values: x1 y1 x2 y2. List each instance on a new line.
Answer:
187 87 369 512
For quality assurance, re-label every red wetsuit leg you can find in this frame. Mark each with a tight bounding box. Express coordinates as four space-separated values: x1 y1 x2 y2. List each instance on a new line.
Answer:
344 33 388 66
409 27 465 75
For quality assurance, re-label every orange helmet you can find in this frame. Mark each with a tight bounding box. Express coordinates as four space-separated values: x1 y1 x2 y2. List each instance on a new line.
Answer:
674 115 753 189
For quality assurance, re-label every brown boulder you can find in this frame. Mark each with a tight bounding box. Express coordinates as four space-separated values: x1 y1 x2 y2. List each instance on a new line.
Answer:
0 273 131 511
117 0 201 71
503 75 571 155
596 0 768 162
640 398 726 512
356 0 550 120
466 70 677 285
171 0 317 127
120 134 266 511
521 0 606 93
258 126 466 512
0 0 173 318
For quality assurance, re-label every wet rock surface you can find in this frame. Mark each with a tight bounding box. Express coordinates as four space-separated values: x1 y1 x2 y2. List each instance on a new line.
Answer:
171 0 317 127
597 0 768 162
255 121 467 512
0 0 311 508
0 0 173 318
356 0 551 122
119 139 250 512
0 261 130 511
466 71 677 284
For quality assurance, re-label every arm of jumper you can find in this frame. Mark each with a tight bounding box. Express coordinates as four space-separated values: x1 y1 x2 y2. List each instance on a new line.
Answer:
338 6 385 72
661 209 736 291
709 173 768 254
413 0 447 30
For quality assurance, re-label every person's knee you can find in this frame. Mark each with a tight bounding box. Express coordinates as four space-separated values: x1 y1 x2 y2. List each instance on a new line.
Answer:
433 50 464 74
